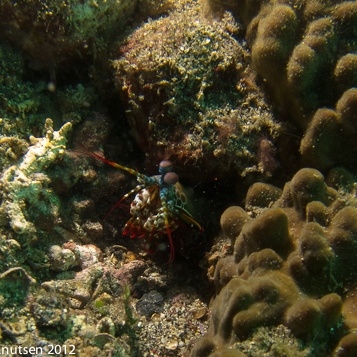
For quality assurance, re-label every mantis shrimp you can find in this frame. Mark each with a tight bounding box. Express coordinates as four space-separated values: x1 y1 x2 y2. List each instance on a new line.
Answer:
91 153 203 262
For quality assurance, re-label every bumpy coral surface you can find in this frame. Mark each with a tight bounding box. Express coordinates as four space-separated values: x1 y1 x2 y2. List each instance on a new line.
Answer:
114 0 282 181
300 88 357 170
208 0 357 172
193 168 357 356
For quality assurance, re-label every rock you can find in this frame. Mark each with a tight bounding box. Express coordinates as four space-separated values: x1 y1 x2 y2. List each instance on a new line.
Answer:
136 290 164 319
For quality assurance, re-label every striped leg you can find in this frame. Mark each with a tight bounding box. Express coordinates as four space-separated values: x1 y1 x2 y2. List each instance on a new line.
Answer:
104 184 146 219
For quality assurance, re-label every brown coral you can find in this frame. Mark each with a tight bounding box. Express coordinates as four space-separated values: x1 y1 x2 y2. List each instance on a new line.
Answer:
300 88 357 170
220 206 250 245
244 0 357 127
208 0 357 172
193 167 357 356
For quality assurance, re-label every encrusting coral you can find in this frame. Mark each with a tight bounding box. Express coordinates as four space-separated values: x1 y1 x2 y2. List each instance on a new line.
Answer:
0 119 71 236
113 0 282 181
193 167 357 356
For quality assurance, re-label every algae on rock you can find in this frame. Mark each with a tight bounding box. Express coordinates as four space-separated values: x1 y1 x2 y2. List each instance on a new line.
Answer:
0 119 72 236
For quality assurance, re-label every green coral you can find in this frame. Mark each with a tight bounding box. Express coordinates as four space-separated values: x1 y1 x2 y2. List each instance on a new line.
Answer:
69 0 137 42
0 42 96 153
56 84 95 124
116 286 140 357
114 3 243 126
0 43 43 135
0 119 71 236
114 0 281 179
0 0 139 70
0 267 35 314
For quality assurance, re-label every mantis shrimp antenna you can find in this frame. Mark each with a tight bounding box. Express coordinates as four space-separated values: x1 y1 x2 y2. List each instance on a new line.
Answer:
90 152 141 177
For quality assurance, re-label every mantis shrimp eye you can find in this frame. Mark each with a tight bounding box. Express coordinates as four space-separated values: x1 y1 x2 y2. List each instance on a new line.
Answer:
163 172 179 185
159 160 173 174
